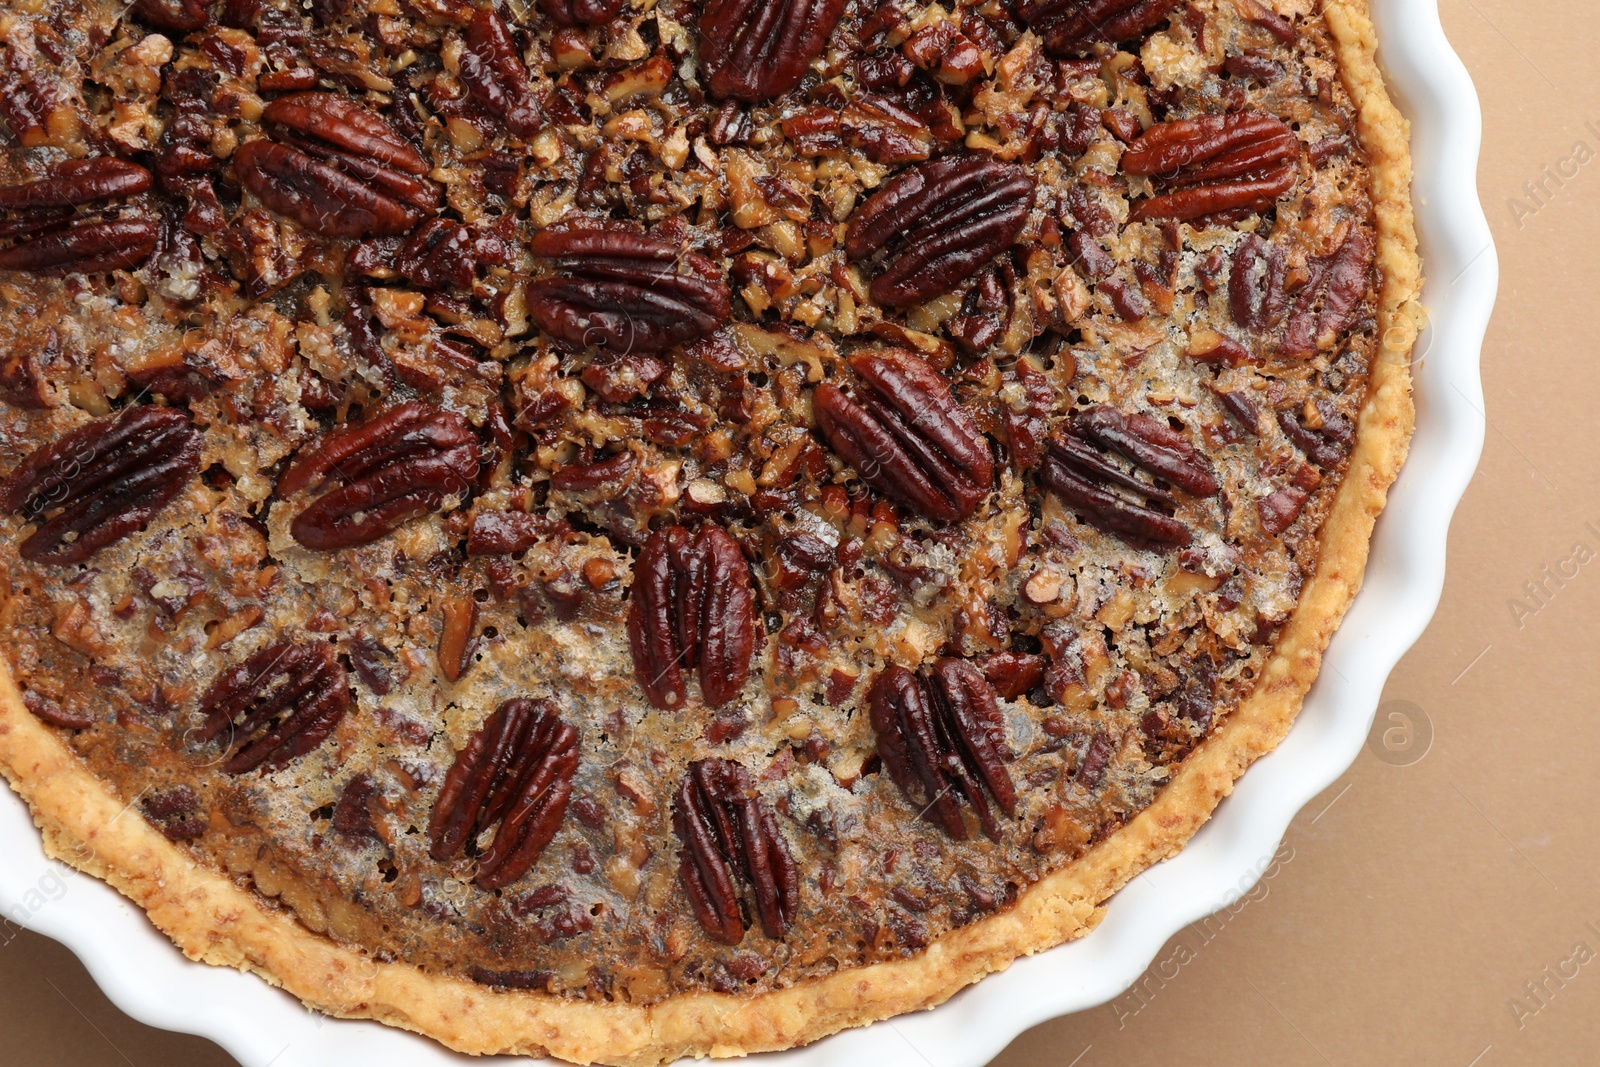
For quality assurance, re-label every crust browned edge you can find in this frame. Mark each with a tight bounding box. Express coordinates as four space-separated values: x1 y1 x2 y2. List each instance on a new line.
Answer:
0 3 1423 1063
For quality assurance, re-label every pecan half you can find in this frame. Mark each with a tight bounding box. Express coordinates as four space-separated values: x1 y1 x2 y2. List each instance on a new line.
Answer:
1121 112 1298 223
197 642 352 774
460 8 542 139
1041 405 1216 549
1017 0 1181 56
842 93 932 164
869 658 1017 841
0 158 152 210
627 523 757 709
428 698 579 890
277 401 481 549
699 0 847 103
234 140 416 239
673 758 799 944
0 157 158 275
236 92 435 238
782 95 934 166
813 349 994 523
845 156 1033 308
538 0 625 26
0 217 159 275
527 224 730 354
0 405 201 564
264 92 429 178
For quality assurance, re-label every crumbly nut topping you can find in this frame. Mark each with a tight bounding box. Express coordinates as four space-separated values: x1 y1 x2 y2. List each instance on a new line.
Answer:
0 0 1378 1001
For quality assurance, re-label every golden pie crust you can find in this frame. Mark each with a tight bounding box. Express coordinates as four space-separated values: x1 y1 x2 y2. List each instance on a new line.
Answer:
0 0 1421 1062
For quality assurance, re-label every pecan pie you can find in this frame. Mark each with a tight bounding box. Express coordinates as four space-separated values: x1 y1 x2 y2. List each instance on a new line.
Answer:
0 0 1421 1060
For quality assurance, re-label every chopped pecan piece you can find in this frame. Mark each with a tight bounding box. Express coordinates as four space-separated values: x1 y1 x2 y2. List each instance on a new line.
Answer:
1018 0 1182 56
813 349 994 523
580 351 667 403
1238 0 1296 42
1041 405 1216 549
1076 731 1114 788
1186 326 1251 365
395 217 476 290
470 967 554 990
627 522 758 709
466 511 567 555
428 698 579 890
549 450 636 493
0 328 53 409
1230 231 1289 332
346 632 397 694
236 92 436 238
437 593 480 682
131 0 213 32
0 406 201 564
1258 483 1309 536
1276 406 1351 469
528 223 730 353
845 156 1033 308
699 0 847 103
197 642 352 774
538 0 624 26
1278 228 1375 357
140 786 208 841
332 774 382 841
460 8 542 139
673 758 799 943
278 401 482 550
0 31 76 149
22 690 94 730
869 658 1017 841
1121 112 1298 223
1213 384 1262 434
902 20 985 85
152 69 226 234
977 650 1045 700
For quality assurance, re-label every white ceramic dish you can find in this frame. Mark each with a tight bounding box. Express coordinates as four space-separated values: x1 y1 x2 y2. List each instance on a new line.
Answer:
0 1 1494 1063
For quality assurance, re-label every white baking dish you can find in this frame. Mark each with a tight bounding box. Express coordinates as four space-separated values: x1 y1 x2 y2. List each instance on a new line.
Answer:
0 0 1493 1062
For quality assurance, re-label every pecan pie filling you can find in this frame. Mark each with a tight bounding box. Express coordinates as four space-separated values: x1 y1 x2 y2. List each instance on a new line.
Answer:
0 0 1385 1009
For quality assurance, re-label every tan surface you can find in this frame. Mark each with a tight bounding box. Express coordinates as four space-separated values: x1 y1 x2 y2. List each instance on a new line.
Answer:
0 0 1587 1064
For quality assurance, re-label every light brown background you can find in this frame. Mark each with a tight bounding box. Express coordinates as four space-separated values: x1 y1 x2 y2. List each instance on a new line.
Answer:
2 1 1595 1063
